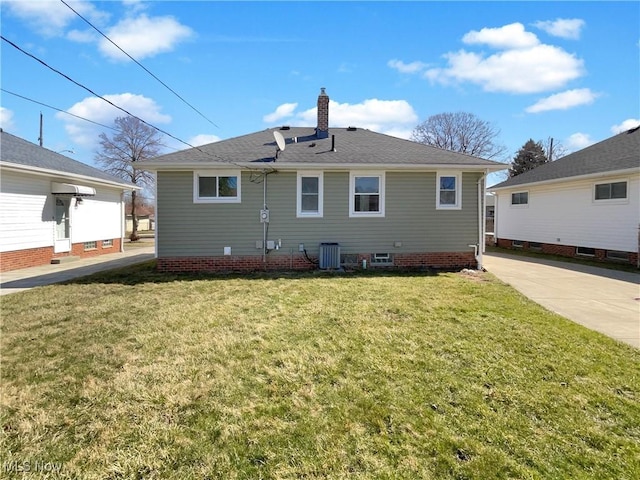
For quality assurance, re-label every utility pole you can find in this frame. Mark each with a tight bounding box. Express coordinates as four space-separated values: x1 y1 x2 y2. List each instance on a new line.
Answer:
38 112 43 147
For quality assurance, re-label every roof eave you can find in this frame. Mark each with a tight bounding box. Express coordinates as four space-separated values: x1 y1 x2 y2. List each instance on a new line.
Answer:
139 161 507 172
0 161 141 190
489 167 640 191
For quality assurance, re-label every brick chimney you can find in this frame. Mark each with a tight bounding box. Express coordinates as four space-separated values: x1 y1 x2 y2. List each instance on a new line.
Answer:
316 87 329 139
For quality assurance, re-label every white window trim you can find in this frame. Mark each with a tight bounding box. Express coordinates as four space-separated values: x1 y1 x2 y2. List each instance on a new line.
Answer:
510 190 529 207
193 170 241 204
349 171 385 218
593 180 628 205
436 172 462 210
296 171 324 218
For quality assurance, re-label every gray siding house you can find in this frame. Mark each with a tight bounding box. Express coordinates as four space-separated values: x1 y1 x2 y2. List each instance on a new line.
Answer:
141 89 505 272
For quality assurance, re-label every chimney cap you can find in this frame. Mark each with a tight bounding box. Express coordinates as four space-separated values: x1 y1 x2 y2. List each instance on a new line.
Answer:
319 87 328 96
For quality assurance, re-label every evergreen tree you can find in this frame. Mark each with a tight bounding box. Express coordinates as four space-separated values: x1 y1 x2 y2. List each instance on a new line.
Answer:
509 139 548 177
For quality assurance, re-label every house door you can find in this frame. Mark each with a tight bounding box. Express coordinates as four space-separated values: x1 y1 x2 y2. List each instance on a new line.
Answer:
54 197 71 253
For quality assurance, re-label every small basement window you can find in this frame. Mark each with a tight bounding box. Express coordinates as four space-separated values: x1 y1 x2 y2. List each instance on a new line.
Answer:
576 246 595 257
84 241 97 250
103 239 113 248
512 240 524 248
606 250 629 261
529 242 542 251
370 253 393 265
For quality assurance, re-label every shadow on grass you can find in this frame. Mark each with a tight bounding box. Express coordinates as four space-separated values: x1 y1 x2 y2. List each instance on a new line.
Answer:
63 260 450 286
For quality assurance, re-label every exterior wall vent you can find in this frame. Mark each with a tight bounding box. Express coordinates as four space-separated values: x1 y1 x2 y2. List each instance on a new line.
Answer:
319 242 340 269
280 126 290 130
347 126 357 131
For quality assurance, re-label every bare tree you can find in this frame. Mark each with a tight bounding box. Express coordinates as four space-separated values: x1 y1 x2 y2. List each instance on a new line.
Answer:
95 116 163 241
411 112 507 161
542 136 567 162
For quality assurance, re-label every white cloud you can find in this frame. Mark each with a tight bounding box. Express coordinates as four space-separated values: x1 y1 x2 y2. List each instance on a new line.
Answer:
611 119 640 134
425 23 585 94
3 0 108 37
534 19 585 40
462 23 539 49
525 88 599 113
263 103 298 123
388 59 428 74
188 134 221 146
57 93 171 148
99 14 193 61
565 132 594 151
264 98 418 138
0 107 15 130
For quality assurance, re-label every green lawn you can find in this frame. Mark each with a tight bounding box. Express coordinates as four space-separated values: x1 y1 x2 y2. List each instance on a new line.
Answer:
1 263 639 479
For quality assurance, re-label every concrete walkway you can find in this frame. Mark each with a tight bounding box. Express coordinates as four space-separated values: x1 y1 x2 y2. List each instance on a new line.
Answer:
0 245 155 296
483 252 640 348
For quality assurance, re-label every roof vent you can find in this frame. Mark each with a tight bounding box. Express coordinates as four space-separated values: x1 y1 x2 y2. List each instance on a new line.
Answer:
347 126 357 131
280 125 290 130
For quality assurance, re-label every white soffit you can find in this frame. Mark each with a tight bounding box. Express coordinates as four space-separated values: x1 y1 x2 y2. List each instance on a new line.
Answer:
51 182 96 196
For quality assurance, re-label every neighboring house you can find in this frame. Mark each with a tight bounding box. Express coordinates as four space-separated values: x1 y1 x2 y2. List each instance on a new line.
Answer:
139 89 505 273
125 204 155 232
0 130 137 272
489 126 640 266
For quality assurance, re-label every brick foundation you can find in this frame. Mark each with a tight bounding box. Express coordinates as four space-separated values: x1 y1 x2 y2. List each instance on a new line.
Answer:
496 238 638 267
156 251 477 273
0 238 123 272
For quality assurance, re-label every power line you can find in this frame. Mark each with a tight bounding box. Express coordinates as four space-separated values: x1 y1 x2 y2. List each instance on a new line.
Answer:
1 88 117 131
60 0 219 129
1 34 214 156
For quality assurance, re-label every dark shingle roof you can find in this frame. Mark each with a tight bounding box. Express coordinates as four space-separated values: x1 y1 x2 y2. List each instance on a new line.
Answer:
141 127 506 169
491 126 640 189
0 130 134 187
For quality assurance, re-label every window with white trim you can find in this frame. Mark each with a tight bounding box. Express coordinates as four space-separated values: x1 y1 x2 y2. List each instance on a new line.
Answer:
193 170 241 203
297 172 323 217
436 173 461 209
594 181 627 201
102 239 113 248
349 172 385 217
511 191 529 205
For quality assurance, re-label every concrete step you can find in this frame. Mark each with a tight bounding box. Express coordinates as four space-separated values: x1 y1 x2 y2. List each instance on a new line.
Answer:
51 256 81 265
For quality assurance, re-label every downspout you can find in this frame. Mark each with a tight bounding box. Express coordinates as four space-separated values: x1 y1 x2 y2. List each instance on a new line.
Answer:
263 172 268 263
120 191 125 252
153 172 158 259
477 172 486 270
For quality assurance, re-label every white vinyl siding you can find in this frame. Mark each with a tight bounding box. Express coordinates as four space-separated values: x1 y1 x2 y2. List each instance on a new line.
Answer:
495 175 640 252
0 170 124 252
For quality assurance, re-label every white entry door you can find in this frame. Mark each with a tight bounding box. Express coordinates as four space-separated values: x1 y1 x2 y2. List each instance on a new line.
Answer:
54 197 71 253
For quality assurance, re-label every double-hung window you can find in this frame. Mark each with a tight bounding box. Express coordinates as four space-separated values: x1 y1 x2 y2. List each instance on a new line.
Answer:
193 170 241 203
594 181 627 202
350 172 385 217
436 173 461 209
297 172 323 217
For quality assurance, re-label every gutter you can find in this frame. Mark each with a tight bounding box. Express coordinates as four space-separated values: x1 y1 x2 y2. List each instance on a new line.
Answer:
137 162 507 173
0 161 139 191
488 167 640 191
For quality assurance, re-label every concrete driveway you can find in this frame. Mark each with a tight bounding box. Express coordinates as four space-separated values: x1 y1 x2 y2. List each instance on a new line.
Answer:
0 245 155 296
483 252 640 348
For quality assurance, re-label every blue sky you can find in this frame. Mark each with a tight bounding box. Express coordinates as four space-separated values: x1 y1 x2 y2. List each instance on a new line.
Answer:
1 1 638 185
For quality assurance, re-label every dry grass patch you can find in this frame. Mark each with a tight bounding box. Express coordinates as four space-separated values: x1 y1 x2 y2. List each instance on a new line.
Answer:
1 264 639 479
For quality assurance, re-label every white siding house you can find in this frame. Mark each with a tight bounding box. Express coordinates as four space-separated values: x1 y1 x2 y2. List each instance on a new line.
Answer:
0 130 137 272
490 127 640 266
